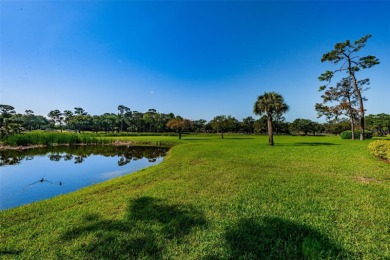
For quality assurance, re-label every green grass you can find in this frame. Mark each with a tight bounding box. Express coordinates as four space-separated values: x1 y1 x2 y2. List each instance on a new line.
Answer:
1 135 389 259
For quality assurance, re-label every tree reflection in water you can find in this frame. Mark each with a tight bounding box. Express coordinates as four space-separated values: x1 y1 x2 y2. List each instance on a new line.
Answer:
0 146 168 166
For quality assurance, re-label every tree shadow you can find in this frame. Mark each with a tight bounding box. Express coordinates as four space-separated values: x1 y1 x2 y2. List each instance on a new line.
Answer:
184 138 211 141
222 217 349 259
294 142 340 146
220 137 257 140
61 196 206 259
0 249 23 257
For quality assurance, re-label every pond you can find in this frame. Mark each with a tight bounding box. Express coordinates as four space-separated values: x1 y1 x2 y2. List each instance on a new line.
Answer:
0 145 168 210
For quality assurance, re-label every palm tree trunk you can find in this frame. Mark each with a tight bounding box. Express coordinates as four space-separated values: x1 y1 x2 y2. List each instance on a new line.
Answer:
267 114 274 146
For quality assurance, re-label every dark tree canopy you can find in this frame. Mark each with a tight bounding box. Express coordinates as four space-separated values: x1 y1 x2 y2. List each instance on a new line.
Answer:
47 110 64 132
210 115 235 139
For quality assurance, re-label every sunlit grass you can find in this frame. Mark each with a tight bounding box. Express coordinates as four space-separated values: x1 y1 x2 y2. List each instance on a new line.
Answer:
1 135 389 259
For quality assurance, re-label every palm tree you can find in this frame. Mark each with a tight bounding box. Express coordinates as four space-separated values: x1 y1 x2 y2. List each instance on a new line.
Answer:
254 92 289 146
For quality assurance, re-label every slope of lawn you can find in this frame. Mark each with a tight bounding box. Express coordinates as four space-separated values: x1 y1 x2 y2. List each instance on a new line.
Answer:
1 135 389 259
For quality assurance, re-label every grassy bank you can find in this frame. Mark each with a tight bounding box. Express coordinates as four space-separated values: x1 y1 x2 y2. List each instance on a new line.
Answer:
1 135 389 259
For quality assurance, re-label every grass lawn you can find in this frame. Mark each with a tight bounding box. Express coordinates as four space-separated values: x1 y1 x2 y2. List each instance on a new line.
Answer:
1 135 389 259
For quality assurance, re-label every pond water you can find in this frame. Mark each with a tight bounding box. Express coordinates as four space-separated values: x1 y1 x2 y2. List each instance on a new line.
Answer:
0 145 168 210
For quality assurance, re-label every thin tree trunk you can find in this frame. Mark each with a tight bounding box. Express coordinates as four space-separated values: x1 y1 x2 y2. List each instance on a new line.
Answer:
221 130 224 139
348 59 365 140
267 114 274 146
179 131 182 139
346 93 355 140
350 117 355 140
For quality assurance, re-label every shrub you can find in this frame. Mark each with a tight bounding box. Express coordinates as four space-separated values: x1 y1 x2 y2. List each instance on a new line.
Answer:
368 140 390 161
340 130 372 139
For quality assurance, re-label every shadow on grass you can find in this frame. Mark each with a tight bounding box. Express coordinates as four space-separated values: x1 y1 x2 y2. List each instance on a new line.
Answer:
220 217 347 259
183 138 212 141
61 196 206 258
0 249 22 257
293 142 340 146
223 137 257 140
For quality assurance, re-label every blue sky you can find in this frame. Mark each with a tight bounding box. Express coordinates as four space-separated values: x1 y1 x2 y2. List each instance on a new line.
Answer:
1 1 389 122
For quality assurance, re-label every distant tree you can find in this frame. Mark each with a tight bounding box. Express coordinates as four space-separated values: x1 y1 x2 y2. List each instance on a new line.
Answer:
254 116 268 134
0 105 16 135
127 111 145 132
365 113 390 136
241 116 255 134
272 113 290 135
90 115 101 133
228 116 241 133
0 104 16 127
117 105 130 132
253 92 289 145
47 110 64 132
324 118 351 135
192 119 207 133
155 113 172 133
312 122 325 136
319 34 379 140
74 107 87 116
166 117 192 139
22 113 49 131
143 109 158 132
289 119 314 136
69 108 90 133
0 104 16 119
63 110 74 128
24 110 35 131
5 113 24 135
210 115 235 139
69 115 93 133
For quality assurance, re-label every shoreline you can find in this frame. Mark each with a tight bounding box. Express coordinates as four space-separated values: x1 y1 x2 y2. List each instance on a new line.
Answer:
0 140 173 151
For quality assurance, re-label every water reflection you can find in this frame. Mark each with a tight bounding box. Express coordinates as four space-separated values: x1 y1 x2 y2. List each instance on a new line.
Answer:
0 145 168 210
0 145 168 167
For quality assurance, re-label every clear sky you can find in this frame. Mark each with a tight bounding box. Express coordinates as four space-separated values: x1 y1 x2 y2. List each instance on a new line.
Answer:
1 1 389 122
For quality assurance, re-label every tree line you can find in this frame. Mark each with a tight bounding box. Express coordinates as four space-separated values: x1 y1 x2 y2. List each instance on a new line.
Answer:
1 104 388 139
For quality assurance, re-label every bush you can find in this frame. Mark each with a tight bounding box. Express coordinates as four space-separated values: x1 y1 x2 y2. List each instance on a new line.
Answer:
340 130 372 139
368 140 390 161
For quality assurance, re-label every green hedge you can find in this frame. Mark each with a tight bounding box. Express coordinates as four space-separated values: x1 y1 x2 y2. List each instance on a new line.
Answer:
368 140 390 161
340 130 372 139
